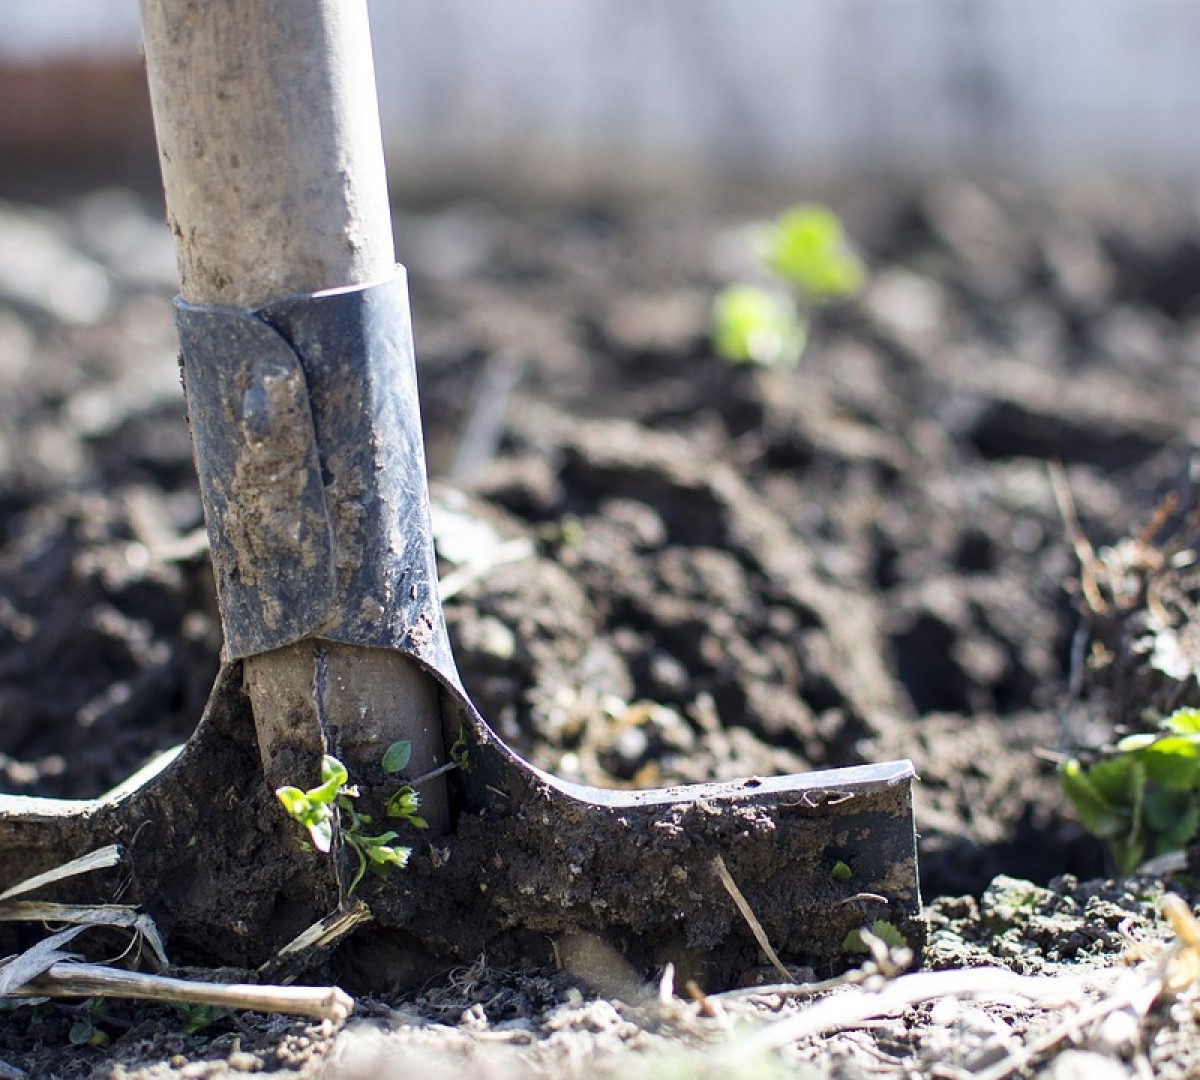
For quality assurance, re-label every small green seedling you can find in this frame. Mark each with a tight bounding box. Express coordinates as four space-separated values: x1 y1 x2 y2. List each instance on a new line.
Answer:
276 753 413 894
380 739 412 774
842 919 908 955
174 1003 230 1035
831 859 853 882
382 739 429 830
450 726 471 771
763 205 864 299
277 738 465 892
67 999 110 1048
275 754 348 855
1061 707 1200 874
385 785 427 830
712 204 864 369
712 284 807 369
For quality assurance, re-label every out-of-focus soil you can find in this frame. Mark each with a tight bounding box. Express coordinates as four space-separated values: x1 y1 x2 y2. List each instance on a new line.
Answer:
2 180 1200 1077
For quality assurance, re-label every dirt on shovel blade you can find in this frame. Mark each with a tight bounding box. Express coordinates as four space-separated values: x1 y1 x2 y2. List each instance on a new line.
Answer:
2 179 1200 1077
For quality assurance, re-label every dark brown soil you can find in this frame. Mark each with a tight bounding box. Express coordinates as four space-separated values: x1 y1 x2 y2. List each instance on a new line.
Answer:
2 179 1200 1077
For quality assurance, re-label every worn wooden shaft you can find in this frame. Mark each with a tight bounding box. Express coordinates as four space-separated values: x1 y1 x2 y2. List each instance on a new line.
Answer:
139 0 448 832
139 0 394 307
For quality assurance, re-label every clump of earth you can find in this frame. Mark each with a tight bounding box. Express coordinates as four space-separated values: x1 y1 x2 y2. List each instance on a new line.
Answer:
2 179 1200 1077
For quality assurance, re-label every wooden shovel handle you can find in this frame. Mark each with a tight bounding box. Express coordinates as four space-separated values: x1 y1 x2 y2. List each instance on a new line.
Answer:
139 0 395 307
138 0 449 838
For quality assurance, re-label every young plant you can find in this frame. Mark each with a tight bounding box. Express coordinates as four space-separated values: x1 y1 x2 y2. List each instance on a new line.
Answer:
276 753 413 894
382 739 428 830
1060 707 1200 874
67 999 110 1048
763 205 864 299
173 1003 230 1035
712 285 807 369
712 204 864 369
842 919 908 955
450 726 471 771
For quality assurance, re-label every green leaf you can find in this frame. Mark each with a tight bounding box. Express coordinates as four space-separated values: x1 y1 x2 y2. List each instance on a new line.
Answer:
450 727 471 770
307 816 334 854
763 206 864 299
1116 733 1159 753
306 755 349 805
360 830 401 847
275 786 311 820
1109 831 1145 876
382 741 413 774
711 285 807 369
320 754 349 788
831 860 852 882
1060 760 1128 839
1135 736 1200 790
307 778 341 807
842 920 907 955
1164 708 1200 735
68 1021 98 1046
347 841 368 894
1085 755 1141 807
371 845 411 870
177 1004 227 1035
1145 787 1200 854
386 785 422 820
868 920 908 949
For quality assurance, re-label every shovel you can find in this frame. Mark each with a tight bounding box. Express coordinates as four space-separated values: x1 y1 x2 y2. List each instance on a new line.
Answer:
0 0 921 989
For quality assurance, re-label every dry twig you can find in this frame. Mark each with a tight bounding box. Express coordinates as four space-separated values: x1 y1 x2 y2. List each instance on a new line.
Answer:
268 900 371 967
0 846 354 1028
711 854 792 983
9 962 353 1023
1049 462 1105 614
737 966 1090 1055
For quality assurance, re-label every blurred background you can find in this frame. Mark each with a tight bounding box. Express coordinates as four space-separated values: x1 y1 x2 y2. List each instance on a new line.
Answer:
3 0 1200 197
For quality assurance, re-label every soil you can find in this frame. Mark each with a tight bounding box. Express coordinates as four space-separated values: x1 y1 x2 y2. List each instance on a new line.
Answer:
2 178 1200 1076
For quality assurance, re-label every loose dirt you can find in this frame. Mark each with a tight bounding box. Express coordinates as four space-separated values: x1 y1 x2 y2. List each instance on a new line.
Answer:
2 179 1200 1076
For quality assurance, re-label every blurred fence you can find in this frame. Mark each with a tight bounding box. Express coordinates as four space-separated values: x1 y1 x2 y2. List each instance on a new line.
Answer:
2 0 1200 190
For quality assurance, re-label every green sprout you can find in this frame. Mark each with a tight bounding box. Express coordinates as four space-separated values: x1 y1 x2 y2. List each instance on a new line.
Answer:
831 859 853 882
763 205 864 299
382 739 429 830
67 999 110 1048
843 919 908 955
711 285 806 369
712 204 864 369
1061 707 1200 874
174 1003 229 1035
276 752 413 894
276 738 465 892
450 726 471 770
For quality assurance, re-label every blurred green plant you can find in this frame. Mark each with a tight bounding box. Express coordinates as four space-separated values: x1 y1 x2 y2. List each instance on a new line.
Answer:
712 204 864 369
712 285 807 368
764 205 865 298
843 919 907 955
174 1003 230 1035
1060 707 1200 874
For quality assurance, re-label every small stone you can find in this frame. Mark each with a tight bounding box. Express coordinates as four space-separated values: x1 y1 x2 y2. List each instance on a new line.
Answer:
1045 1050 1132 1080
460 1003 489 1030
227 1050 261 1073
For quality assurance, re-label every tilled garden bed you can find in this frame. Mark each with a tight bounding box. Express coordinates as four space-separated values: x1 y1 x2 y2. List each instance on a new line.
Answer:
2 180 1199 1077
